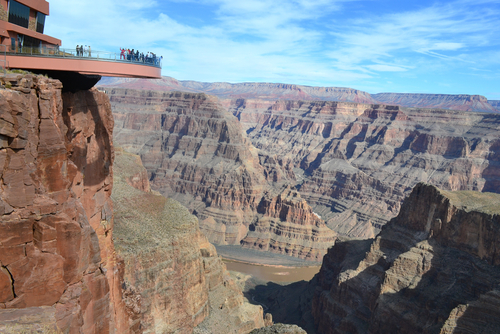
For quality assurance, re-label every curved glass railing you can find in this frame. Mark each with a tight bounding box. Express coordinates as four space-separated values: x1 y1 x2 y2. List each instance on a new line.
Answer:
2 45 162 68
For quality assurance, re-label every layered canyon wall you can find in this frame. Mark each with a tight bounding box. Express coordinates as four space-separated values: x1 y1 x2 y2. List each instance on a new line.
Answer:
312 183 500 333
108 86 500 252
372 93 498 113
110 88 336 260
0 74 270 334
489 100 500 112
112 149 265 333
0 74 130 333
98 77 499 113
233 100 500 237
98 77 378 104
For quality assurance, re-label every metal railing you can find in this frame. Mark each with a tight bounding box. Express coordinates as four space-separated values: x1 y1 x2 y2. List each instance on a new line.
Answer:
4 45 162 68
0 45 7 75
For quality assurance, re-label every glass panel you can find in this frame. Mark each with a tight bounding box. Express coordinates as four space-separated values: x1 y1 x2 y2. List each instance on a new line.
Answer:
8 0 30 29
36 12 45 33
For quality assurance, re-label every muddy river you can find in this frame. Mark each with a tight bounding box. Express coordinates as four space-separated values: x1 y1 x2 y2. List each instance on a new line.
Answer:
223 259 321 283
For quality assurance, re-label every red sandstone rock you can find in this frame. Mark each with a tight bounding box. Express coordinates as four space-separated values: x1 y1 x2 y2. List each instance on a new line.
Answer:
107 86 500 254
241 185 336 261
0 74 129 332
232 101 500 237
112 149 265 333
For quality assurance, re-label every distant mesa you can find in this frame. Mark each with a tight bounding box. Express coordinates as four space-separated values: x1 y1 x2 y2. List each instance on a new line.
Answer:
373 92 498 113
98 76 500 113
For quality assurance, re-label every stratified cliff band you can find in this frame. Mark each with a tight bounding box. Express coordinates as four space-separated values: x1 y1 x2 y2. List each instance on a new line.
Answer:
110 88 335 260
312 183 500 334
0 74 128 332
108 86 500 259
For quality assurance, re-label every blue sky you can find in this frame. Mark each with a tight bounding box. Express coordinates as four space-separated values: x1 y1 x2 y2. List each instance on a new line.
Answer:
45 0 500 99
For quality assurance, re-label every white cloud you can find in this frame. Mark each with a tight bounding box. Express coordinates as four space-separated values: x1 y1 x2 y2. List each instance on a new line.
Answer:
428 42 464 51
44 0 500 97
365 64 410 72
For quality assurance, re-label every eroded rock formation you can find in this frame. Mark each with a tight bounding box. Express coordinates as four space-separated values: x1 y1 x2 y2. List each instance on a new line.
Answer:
112 148 265 333
110 88 337 259
373 93 498 113
489 100 500 112
312 183 500 333
233 101 500 237
242 185 336 261
99 77 378 104
0 74 129 332
249 324 307 334
108 85 500 246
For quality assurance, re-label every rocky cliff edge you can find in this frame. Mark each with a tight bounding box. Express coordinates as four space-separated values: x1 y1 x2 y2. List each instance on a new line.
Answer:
0 74 130 333
312 183 500 333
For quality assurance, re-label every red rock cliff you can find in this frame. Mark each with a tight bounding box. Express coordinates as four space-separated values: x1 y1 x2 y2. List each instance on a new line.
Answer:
312 183 500 333
0 74 129 333
112 149 265 333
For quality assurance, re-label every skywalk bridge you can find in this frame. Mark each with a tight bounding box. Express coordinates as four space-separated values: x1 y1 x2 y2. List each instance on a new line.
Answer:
0 45 162 91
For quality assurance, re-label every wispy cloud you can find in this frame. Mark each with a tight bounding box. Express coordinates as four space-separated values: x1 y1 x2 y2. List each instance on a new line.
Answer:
45 0 500 98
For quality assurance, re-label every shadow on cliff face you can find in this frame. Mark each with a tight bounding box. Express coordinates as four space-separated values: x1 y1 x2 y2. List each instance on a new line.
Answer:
312 220 500 333
482 139 500 193
62 90 113 187
245 279 317 334
367 239 500 333
243 240 373 334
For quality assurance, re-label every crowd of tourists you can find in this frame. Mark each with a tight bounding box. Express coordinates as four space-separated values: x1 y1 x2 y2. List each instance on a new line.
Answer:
76 45 91 57
119 48 162 66
73 45 162 66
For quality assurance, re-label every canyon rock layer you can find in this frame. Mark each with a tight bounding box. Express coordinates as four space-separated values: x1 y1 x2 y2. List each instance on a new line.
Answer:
372 93 498 113
98 76 499 113
312 183 500 333
232 100 500 237
110 88 335 260
0 74 130 333
112 148 265 333
108 85 500 245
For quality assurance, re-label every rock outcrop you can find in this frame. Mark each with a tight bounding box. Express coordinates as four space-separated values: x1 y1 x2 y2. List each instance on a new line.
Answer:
373 93 499 113
108 85 500 243
241 185 336 261
312 183 500 334
0 74 129 332
109 88 337 260
112 148 265 333
233 101 500 237
249 324 307 334
111 88 267 246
